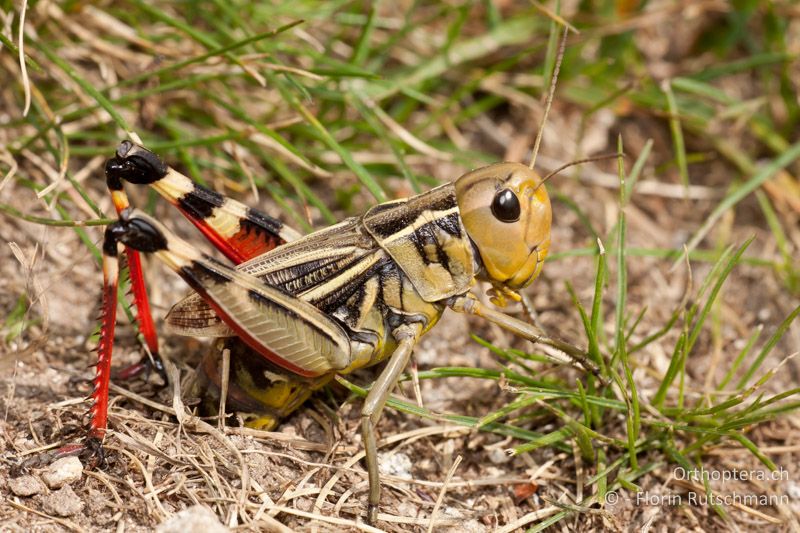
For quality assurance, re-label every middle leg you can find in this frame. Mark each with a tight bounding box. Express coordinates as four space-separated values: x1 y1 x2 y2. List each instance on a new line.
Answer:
360 322 422 524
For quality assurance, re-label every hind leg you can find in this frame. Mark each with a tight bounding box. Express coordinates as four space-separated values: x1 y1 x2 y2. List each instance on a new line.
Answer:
103 141 302 384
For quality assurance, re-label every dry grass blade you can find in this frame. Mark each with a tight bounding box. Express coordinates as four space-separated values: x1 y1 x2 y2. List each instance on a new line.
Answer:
17 0 31 116
426 454 462 533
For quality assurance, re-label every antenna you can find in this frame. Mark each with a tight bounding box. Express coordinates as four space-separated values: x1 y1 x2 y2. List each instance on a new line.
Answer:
529 24 570 171
534 153 625 191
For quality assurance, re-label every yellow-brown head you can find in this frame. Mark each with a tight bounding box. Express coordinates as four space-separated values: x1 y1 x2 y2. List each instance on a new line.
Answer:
455 162 551 291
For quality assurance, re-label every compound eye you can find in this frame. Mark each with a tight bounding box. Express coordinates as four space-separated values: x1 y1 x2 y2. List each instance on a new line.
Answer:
491 188 521 223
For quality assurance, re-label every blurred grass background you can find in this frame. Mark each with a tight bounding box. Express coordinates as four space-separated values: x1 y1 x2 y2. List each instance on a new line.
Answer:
1 1 799 531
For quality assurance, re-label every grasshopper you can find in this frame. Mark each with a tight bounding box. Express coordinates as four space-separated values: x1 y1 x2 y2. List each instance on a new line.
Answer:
80 138 597 523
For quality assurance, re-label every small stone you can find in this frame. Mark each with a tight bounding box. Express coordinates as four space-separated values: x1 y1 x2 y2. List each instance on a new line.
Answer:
12 437 38 451
443 517 487 533
378 452 412 478
786 481 800 499
42 485 84 517
8 475 45 497
488 447 510 464
156 505 229 533
42 456 83 489
396 501 419 518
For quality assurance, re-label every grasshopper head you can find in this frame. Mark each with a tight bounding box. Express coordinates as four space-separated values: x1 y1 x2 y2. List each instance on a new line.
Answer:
455 162 551 291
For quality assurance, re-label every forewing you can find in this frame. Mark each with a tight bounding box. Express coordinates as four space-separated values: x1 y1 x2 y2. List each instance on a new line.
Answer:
179 258 352 376
165 217 381 337
127 210 351 376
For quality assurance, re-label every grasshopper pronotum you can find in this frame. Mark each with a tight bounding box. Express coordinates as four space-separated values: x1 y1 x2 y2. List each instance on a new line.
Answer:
71 27 597 524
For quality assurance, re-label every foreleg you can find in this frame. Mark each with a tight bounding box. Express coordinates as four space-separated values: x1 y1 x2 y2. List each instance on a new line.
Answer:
448 294 604 380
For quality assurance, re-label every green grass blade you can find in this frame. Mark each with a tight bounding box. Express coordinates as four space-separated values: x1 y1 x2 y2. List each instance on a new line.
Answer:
662 80 689 190
33 42 132 134
681 140 800 260
737 304 800 388
686 239 753 355
717 325 763 391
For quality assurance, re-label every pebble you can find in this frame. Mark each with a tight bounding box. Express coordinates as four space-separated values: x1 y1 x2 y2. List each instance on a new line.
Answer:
786 481 800 499
42 456 83 489
396 501 419 518
444 518 487 533
42 485 84 517
488 447 510 464
156 505 230 533
8 475 45 497
378 452 413 478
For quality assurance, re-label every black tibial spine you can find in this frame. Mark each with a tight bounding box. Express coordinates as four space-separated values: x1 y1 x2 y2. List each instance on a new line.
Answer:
105 140 169 190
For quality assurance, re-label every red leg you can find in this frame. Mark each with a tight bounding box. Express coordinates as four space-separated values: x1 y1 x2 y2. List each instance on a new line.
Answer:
102 141 299 379
53 228 121 463
72 141 302 454
111 248 164 380
105 182 163 382
125 250 158 357
88 229 121 441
